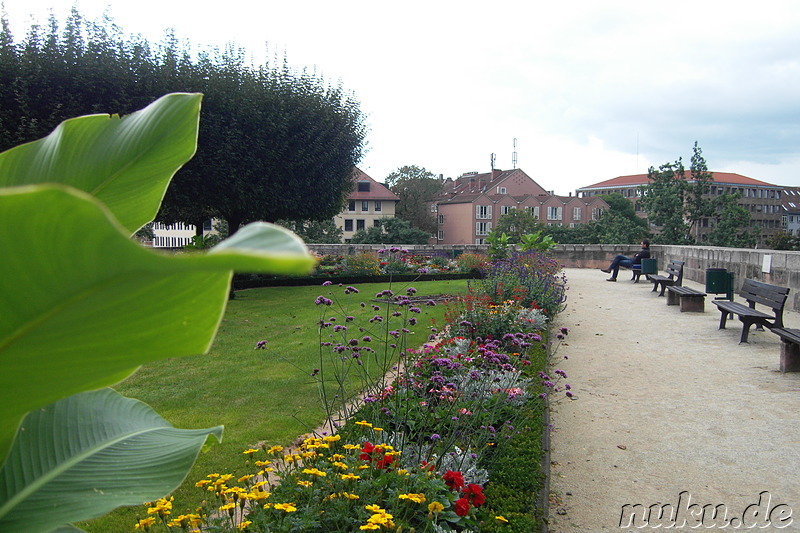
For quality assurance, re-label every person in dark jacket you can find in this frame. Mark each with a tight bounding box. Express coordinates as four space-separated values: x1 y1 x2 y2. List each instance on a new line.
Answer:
600 240 650 281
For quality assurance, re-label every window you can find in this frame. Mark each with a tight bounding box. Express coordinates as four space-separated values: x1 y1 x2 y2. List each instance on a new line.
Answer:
374 219 381 227
431 204 438 212
476 222 491 235
437 230 444 240
548 206 562 220
533 206 540 219
475 238 485 245
344 219 353 232
348 200 356 212
361 200 369 212
501 205 512 215
438 214 444 224
357 181 370 192
497 186 507 194
476 205 492 219
356 219 365 231
573 207 582 221
374 200 382 212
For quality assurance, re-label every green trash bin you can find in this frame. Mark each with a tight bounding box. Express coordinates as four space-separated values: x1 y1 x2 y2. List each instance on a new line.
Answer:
706 268 734 301
640 258 658 274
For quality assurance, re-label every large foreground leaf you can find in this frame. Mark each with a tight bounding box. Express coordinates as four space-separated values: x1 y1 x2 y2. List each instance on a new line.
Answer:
0 388 223 533
0 185 315 461
0 93 201 234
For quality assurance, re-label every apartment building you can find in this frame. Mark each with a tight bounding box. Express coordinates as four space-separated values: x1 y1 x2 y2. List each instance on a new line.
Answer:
577 172 785 245
431 169 608 245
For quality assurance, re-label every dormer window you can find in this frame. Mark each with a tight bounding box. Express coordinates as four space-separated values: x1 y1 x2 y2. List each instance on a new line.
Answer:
357 181 370 192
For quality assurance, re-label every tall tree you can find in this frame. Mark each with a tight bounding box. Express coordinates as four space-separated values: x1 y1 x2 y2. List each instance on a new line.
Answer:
639 159 691 244
385 165 441 234
685 141 715 236
0 8 367 234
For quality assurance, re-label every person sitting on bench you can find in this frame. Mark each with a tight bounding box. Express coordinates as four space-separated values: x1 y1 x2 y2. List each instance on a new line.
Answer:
600 240 650 282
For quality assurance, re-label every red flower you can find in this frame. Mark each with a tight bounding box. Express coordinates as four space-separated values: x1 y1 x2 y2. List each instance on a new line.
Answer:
464 483 486 506
359 442 374 461
443 470 464 491
376 454 395 470
454 497 471 516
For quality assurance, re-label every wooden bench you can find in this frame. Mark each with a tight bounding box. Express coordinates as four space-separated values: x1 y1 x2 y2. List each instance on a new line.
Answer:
646 260 684 296
666 285 707 312
713 279 790 343
769 328 800 372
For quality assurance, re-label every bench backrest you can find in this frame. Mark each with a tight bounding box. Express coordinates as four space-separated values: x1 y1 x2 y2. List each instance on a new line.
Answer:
665 260 685 284
739 279 790 313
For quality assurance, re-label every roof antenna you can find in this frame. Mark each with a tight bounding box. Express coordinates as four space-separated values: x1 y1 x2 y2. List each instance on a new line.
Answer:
512 138 518 169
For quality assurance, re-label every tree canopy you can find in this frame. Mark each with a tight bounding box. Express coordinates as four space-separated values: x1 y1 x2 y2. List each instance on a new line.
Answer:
385 165 442 234
349 217 430 244
0 8 367 232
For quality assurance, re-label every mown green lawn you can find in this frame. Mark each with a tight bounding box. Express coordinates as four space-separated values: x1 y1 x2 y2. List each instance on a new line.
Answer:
83 279 469 532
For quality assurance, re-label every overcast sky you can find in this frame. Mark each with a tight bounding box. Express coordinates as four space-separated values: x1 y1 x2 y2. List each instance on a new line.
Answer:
4 0 800 194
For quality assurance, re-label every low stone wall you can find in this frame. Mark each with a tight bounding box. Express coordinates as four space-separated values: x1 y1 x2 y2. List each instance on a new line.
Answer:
306 243 800 312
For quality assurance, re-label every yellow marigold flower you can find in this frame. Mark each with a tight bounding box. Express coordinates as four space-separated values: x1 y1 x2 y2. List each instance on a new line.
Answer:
342 492 359 500
357 464 370 470
267 445 283 454
372 427 384 432
248 490 271 500
331 453 345 460
359 525 380 530
343 444 360 450
323 434 341 442
355 420 373 428
332 461 349 470
207 473 220 479
297 480 313 487
238 521 252 531
428 501 445 514
273 503 298 513
396 469 409 476
134 517 156 530
301 451 318 459
242 448 259 455
254 460 272 467
340 473 361 481
495 515 509 523
219 503 236 512
365 504 385 513
195 479 211 488
398 493 426 504
253 480 269 489
224 486 246 495
302 467 327 477
238 474 255 483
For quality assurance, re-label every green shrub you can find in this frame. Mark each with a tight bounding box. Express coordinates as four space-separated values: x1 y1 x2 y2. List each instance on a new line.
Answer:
344 252 381 276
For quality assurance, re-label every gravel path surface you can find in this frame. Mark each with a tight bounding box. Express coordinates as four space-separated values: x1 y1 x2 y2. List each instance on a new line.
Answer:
547 268 800 532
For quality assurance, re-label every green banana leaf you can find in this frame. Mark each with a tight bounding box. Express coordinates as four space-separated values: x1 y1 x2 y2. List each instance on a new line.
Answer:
0 184 315 462
0 93 201 234
0 388 223 533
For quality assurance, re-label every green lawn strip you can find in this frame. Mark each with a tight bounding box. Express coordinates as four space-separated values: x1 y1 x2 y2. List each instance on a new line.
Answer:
82 279 469 532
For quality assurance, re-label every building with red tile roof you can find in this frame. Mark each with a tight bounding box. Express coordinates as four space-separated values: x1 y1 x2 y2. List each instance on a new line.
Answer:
333 168 400 241
577 172 785 245
432 169 608 244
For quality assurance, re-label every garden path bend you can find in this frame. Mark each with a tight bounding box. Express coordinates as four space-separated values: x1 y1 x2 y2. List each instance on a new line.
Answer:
547 268 800 532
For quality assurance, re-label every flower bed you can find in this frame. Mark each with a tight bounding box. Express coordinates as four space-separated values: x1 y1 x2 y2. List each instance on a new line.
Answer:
136 252 569 532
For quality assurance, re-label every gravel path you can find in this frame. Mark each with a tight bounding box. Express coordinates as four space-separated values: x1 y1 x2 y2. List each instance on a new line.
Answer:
547 268 800 532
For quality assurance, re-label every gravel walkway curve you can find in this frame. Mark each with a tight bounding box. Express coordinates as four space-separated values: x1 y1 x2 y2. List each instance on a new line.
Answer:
547 268 800 532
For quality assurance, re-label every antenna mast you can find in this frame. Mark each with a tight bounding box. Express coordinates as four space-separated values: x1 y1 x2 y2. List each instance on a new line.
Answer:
490 153 496 171
512 138 518 169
